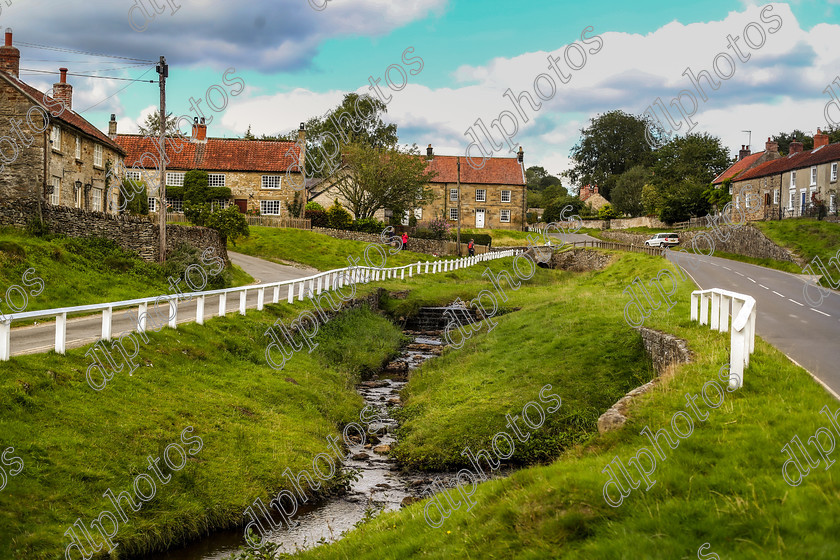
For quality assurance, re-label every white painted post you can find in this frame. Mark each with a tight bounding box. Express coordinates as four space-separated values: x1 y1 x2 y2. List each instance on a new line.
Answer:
273 285 280 304
730 333 744 389
55 312 67 354
219 292 227 317
169 299 178 328
699 294 709 325
316 276 323 294
748 307 756 354
257 288 265 311
324 274 331 292
196 295 205 325
401 268 405 279
718 294 729 333
138 302 148 333
298 281 305 301
731 298 743 336
308 279 315 298
0 321 10 361
425 262 430 273
102 307 113 340
239 290 247 315
710 292 720 330
288 283 295 304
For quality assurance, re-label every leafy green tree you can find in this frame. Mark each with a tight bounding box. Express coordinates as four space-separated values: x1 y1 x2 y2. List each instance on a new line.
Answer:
611 165 651 217
332 142 437 219
205 206 249 245
326 202 353 229
659 179 711 224
702 178 732 212
542 196 584 223
598 204 619 219
565 110 654 200
526 165 563 191
641 183 662 216
771 130 814 155
180 170 246 243
120 179 148 215
138 111 182 137
651 133 732 188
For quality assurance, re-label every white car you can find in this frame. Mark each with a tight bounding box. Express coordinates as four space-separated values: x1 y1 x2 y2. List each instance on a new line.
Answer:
644 233 680 247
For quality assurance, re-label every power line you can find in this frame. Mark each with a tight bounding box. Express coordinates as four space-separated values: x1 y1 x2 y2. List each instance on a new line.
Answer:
16 41 156 63
19 67 156 82
78 67 157 113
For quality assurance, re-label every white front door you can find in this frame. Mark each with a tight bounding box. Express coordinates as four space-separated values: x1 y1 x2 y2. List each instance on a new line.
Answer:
475 209 485 228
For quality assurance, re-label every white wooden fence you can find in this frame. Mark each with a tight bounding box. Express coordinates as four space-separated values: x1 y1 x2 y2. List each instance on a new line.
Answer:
0 250 520 361
690 288 756 389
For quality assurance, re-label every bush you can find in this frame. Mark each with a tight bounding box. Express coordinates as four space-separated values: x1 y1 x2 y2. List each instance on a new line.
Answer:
413 226 435 239
417 218 450 240
204 206 250 246
120 180 149 215
542 196 584 223
25 218 49 237
352 217 384 234
597 204 619 220
305 201 325 212
305 209 328 228
163 243 231 291
450 232 492 246
326 202 353 230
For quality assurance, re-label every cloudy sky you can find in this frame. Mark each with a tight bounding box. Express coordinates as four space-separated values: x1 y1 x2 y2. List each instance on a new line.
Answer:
4 0 840 186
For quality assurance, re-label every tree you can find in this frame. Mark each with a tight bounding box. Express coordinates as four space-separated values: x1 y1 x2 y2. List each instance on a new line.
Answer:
565 110 654 200
641 183 662 216
326 202 353 229
658 179 711 224
525 166 562 190
650 133 732 188
205 206 250 246
542 196 584 223
598 204 619 220
180 170 246 243
120 179 148 215
138 111 181 137
771 130 814 155
331 142 437 220
274 93 399 180
611 165 651 217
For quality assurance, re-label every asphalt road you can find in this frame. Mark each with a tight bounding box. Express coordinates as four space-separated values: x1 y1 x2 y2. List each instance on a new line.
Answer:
6 252 318 358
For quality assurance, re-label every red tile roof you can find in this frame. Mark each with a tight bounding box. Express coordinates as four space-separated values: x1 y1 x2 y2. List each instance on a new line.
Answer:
116 135 302 173
425 155 524 185
712 151 767 184
0 72 125 155
737 143 840 181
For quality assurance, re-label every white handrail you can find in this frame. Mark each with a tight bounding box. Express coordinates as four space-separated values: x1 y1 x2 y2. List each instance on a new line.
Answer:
0 249 522 360
690 288 756 389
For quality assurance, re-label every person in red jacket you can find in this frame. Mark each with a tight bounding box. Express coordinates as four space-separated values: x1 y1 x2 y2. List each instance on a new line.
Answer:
401 231 408 249
468 238 475 256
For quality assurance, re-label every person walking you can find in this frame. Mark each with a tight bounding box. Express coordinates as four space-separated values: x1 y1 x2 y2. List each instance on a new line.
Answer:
468 238 475 256
401 231 408 249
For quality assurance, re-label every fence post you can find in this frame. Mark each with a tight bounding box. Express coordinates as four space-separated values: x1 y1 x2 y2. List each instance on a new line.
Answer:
699 293 709 325
138 302 148 332
273 285 280 303
196 295 205 325
239 289 248 315
288 282 295 304
219 292 227 317
401 268 405 280
0 321 10 361
710 292 720 330
257 287 265 311
718 294 729 333
54 312 67 355
298 281 305 301
169 299 178 328
102 307 113 341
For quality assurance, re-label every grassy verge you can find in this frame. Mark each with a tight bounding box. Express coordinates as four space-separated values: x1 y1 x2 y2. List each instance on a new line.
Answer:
0 291 404 559
753 219 840 263
710 250 803 275
289 251 840 560
0 228 253 317
229 227 444 271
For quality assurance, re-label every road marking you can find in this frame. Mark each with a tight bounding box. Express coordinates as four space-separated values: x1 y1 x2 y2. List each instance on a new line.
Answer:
747 277 756 283
759 284 769 289
734 271 745 277
789 298 804 307
811 308 831 317
722 266 731 270
773 291 785 297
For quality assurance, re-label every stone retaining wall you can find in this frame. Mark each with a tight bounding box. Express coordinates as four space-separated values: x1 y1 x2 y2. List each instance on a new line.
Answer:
0 200 227 263
311 226 489 257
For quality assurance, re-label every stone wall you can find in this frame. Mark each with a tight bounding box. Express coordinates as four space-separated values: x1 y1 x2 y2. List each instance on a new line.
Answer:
311 226 489 257
600 225 802 265
610 216 669 229
549 248 613 272
0 199 227 263
0 77 47 203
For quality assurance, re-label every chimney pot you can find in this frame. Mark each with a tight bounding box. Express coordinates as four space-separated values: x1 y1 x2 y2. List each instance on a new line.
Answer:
426 144 433 159
108 114 117 139
299 122 305 130
789 141 804 154
765 138 779 154
517 146 524 163
191 116 208 143
4 28 12 47
52 68 73 111
814 127 830 149
0 27 21 77
59 67 68 83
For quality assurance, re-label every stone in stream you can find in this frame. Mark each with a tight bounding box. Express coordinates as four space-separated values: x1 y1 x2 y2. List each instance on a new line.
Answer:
373 444 391 454
388 397 401 406
352 452 370 461
401 496 421 507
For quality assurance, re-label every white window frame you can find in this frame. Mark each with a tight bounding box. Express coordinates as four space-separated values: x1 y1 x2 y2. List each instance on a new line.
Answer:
74 186 82 208
500 209 511 223
126 170 142 183
790 170 796 189
50 177 60 205
832 163 838 183
728 184 733 195
831 193 837 213
449 189 458 201
735 195 740 209
811 166 817 186
75 136 81 160
773 189 779 205
260 200 281 215
475 189 486 202
166 198 183 213
91 188 102 212
261 175 283 189
148 197 157 213
210 199 228 211
501 190 511 203
94 144 103 168
166 172 185 187
51 126 61 152
449 207 459 221
208 173 226 187
789 190 795 209
414 208 423 219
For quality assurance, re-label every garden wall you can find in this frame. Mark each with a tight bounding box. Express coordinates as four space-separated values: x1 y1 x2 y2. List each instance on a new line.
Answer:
311 226 489 257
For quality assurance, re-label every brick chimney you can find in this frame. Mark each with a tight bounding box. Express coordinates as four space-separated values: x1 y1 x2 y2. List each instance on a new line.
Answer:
765 137 779 154
739 144 751 160
814 127 829 149
0 28 20 78
517 146 524 163
108 114 117 139
789 141 804 154
53 68 73 111
191 117 207 143
426 143 433 160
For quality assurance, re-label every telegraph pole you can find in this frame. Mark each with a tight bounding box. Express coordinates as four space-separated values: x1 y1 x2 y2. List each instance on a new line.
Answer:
157 56 168 263
456 157 462 256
